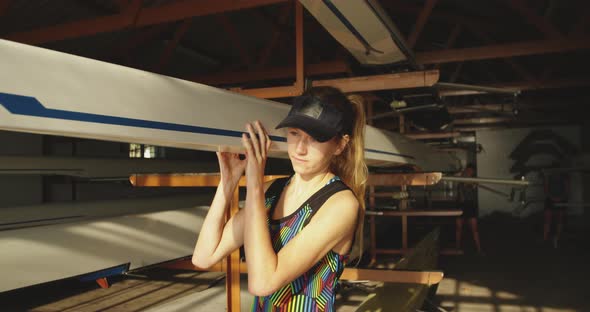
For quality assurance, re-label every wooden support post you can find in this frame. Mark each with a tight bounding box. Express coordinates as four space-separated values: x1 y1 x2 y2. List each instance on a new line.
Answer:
230 1 304 99
401 215 408 250
226 187 241 311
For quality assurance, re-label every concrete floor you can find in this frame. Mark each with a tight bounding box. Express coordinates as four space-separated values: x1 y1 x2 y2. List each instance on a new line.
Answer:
1 212 587 312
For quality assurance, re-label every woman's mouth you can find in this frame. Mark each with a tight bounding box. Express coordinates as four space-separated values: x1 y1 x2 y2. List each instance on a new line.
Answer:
292 156 307 163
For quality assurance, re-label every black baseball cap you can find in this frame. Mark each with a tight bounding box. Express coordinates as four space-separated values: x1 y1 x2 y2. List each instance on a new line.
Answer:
275 95 348 142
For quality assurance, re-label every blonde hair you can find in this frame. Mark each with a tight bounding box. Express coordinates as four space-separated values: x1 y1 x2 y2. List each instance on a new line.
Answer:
303 87 368 261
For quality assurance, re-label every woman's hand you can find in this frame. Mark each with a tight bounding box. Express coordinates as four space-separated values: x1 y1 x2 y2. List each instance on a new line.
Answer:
216 151 246 198
242 120 272 188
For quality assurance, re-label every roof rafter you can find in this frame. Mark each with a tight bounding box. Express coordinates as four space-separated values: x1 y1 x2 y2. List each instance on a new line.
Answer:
5 0 288 44
468 27 535 82
406 0 438 48
191 60 350 86
154 19 192 73
216 15 252 67
503 0 563 39
256 2 292 67
416 37 590 64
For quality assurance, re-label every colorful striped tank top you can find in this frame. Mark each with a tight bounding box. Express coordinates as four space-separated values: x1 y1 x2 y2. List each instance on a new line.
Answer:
251 176 350 312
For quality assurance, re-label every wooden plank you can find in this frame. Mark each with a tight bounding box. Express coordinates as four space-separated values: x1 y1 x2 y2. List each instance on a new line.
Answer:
312 70 440 93
406 131 462 139
340 269 443 285
6 0 287 44
357 228 441 311
161 259 443 285
191 60 349 86
367 173 442 187
454 117 514 125
415 37 590 64
407 0 438 48
231 84 302 99
294 1 303 90
227 188 241 311
366 210 462 217
129 174 288 187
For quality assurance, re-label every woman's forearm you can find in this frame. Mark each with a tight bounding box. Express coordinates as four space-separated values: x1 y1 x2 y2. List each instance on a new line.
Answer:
192 181 235 267
243 183 277 292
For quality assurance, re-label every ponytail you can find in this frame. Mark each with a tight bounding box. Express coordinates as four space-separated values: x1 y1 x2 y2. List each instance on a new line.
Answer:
303 87 368 262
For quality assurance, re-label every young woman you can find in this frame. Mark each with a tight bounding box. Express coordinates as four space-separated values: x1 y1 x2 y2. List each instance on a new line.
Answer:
192 86 367 311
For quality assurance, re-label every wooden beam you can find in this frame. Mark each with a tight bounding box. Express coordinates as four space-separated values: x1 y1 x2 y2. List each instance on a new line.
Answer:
340 268 443 285
230 70 439 99
504 0 563 39
230 1 304 99
449 62 463 82
154 19 192 73
367 173 442 187
162 259 443 285
227 187 240 311
311 70 440 93
5 0 287 44
438 78 590 95
294 1 303 90
366 210 462 217
468 28 535 81
454 117 513 125
382 3 497 31
257 2 292 67
434 24 461 69
491 78 590 91
217 15 252 66
453 117 575 126
191 60 349 86
130 174 287 187
136 0 287 26
406 0 438 48
447 104 515 114
405 132 462 139
415 37 590 64
541 3 590 80
230 84 301 99
108 24 170 62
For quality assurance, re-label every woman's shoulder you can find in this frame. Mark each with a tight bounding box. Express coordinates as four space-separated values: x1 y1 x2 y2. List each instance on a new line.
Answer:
324 186 359 210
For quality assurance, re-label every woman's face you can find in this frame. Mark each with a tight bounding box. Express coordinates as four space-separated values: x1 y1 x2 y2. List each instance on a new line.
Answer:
286 128 345 176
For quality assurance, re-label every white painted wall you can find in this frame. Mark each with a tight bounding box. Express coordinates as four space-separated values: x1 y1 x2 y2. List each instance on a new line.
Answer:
476 126 582 217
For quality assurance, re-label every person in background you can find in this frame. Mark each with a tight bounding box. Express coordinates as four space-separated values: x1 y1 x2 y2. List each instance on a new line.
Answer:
543 164 569 248
456 163 483 254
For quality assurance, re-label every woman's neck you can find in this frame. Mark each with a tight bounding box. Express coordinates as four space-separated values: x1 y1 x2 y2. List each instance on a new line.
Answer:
290 171 332 197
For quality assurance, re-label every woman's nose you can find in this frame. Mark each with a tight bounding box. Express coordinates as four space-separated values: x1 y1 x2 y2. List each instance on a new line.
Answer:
296 137 308 154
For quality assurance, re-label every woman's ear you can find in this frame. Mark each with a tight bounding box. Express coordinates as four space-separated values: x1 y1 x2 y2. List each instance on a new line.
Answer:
334 135 350 156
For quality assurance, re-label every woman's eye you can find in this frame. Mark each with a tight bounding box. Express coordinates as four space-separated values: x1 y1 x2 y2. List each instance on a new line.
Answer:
289 131 298 136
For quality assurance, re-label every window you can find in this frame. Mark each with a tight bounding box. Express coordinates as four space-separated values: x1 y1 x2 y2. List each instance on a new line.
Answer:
129 144 165 159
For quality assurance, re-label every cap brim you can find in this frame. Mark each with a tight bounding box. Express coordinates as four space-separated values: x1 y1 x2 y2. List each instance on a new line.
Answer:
275 115 338 142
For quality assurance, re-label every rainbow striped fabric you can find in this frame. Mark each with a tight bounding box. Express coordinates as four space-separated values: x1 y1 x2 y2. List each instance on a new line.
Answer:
251 177 349 312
